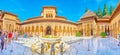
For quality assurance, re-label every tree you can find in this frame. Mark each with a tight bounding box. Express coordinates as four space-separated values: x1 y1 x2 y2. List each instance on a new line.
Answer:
76 32 81 37
85 7 88 12
98 7 102 18
100 32 107 38
19 31 23 35
103 3 108 16
110 5 114 15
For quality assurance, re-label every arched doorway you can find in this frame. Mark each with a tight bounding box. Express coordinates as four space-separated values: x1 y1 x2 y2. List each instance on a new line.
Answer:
46 26 51 35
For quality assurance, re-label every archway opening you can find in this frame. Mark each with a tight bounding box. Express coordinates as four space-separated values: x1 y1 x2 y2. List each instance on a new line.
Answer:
46 26 51 35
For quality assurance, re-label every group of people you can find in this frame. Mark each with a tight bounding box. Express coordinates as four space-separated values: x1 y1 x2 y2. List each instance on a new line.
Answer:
118 34 120 46
0 30 18 53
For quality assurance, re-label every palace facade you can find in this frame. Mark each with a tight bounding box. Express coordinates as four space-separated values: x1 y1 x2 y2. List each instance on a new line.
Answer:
0 10 20 32
0 2 120 38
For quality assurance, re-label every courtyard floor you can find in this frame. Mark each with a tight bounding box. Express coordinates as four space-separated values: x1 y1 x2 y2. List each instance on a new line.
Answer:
0 36 120 55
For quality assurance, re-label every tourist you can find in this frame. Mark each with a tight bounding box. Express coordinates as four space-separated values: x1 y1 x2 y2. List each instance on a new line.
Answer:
3 31 7 50
15 30 18 40
13 30 18 40
12 30 17 40
27 33 31 38
0 31 2 49
41 43 44 54
107 32 110 38
50 43 55 55
23 32 27 38
7 31 13 44
60 42 64 55
16 31 18 40
0 31 6 52
5 32 9 44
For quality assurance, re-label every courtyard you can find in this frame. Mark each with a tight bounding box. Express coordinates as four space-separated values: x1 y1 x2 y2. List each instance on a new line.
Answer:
0 0 120 55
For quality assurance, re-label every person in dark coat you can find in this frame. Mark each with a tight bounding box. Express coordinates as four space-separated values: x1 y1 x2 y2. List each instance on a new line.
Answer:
118 34 120 46
0 31 6 53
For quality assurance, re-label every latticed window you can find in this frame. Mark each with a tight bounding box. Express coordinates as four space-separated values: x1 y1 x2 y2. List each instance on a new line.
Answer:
46 11 53 18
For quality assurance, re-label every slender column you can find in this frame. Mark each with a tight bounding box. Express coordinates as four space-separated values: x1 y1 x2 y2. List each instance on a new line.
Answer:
66 26 68 36
56 26 58 36
86 24 88 36
53 25 55 36
83 24 85 36
24 26 25 33
25 26 26 33
59 26 61 36
85 24 87 36
62 26 64 36
40 26 43 36
30 26 31 34
64 26 66 36
104 25 105 32
117 22 119 38
68 26 70 36
32 25 33 35
43 25 45 36
113 24 114 37
71 27 73 36
39 26 41 36
27 26 29 34
111 25 113 36
37 25 39 35
58 26 59 36
118 22 120 34
89 24 91 36
37 25 40 35
35 25 36 35
63 26 64 36
100 25 101 33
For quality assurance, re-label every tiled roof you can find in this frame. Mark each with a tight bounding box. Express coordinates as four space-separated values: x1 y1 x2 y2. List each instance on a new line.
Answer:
81 10 96 19
103 15 110 18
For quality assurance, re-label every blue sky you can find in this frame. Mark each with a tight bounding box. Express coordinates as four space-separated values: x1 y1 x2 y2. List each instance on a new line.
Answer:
0 0 119 22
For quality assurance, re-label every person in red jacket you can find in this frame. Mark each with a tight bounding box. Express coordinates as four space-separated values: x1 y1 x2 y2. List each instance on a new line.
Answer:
7 31 13 44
